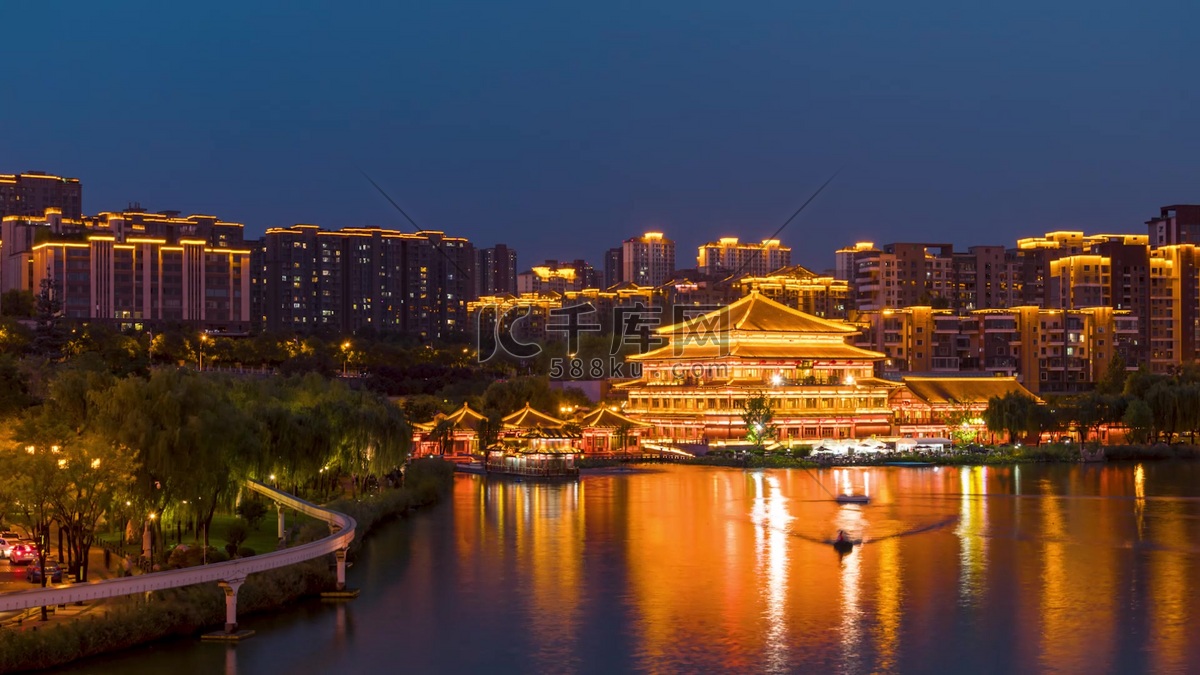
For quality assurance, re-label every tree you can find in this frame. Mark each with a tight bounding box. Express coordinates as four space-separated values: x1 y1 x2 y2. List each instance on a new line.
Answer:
50 436 138 581
430 418 454 456
236 499 269 530
0 290 35 318
614 419 634 458
2 440 67 620
983 391 1039 444
943 400 980 446
1096 354 1128 396
1123 399 1154 445
742 391 777 450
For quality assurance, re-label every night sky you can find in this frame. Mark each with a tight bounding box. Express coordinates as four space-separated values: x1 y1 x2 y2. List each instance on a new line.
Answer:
3 1 1197 271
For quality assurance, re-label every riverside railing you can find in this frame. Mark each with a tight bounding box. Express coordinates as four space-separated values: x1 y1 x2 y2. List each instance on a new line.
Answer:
0 480 356 633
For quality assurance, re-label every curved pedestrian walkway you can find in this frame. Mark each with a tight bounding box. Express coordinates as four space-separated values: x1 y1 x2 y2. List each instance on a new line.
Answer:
0 480 355 632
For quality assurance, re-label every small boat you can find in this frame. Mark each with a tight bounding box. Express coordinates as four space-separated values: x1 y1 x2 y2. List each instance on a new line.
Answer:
833 530 855 552
836 494 869 504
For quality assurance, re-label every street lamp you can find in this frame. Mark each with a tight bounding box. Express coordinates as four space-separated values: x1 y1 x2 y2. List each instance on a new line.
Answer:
198 334 208 371
341 340 351 377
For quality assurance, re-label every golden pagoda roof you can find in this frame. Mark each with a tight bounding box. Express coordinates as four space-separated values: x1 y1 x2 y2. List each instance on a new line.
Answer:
656 292 857 336
502 403 566 429
579 407 652 428
901 376 1040 405
628 341 885 361
413 403 488 432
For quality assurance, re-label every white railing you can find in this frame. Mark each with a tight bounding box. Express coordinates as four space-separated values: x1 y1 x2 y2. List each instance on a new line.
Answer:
0 480 355 613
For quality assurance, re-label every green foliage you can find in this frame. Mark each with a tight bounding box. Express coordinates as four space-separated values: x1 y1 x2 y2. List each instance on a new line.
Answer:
225 522 248 548
236 499 269 530
1122 399 1154 444
983 391 1040 443
741 391 776 449
0 289 35 318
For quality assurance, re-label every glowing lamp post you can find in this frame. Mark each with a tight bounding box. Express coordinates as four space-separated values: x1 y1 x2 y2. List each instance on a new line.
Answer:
198 334 209 371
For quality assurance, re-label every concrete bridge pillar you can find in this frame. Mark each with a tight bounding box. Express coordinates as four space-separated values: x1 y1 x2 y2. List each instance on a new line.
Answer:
219 577 246 634
335 548 348 590
277 503 285 546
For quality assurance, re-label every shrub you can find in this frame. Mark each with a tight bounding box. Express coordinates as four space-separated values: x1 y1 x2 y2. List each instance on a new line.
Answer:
237 547 256 558
236 500 269 530
225 522 248 549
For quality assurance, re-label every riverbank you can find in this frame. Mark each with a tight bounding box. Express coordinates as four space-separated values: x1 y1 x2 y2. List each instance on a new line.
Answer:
0 459 456 674
677 442 1200 469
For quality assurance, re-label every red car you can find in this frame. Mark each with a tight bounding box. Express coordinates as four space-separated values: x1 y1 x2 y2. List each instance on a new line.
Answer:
8 544 38 566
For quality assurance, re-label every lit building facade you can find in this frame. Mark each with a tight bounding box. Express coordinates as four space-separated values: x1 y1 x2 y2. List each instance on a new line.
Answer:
736 265 850 319
0 171 82 220
622 232 675 287
258 225 473 338
10 207 252 331
853 243 956 311
518 262 582 295
621 292 894 442
697 237 791 277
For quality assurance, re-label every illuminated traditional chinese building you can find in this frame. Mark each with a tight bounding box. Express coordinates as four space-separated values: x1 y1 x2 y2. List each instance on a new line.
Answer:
889 376 1039 440
620 292 894 442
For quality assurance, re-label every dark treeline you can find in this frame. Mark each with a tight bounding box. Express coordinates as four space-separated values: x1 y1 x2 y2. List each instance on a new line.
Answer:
984 357 1200 446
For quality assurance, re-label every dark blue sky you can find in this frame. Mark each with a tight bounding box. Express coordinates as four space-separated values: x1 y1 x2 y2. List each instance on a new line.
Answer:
4 1 1197 271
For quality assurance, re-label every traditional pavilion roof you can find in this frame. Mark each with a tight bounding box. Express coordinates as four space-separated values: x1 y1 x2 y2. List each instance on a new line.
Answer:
579 407 652 428
900 376 1040 406
413 402 488 433
502 403 566 429
443 403 487 430
656 292 858 336
628 341 886 361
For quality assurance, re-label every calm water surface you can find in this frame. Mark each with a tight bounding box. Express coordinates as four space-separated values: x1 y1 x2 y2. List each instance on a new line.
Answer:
64 463 1200 674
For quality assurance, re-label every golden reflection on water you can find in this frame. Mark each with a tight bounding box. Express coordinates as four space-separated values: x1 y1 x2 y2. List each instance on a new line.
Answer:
956 466 987 606
449 463 1200 672
1149 498 1189 674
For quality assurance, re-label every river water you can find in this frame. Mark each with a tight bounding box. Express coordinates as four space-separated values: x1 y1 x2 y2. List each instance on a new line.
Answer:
62 463 1200 674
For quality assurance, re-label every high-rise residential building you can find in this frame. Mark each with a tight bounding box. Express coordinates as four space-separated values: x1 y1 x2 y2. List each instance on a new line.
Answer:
604 247 623 288
835 242 877 281
475 244 518 297
622 232 675 287
1147 205 1200 247
3 206 251 331
568 259 601 289
517 261 584 295
951 245 1022 311
0 171 83 220
1148 244 1200 372
696 237 791 278
258 225 474 339
853 243 955 311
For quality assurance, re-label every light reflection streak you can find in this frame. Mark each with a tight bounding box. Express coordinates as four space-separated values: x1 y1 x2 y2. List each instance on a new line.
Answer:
956 466 988 606
1149 497 1188 673
750 473 793 673
1134 463 1145 540
837 506 865 672
873 536 901 673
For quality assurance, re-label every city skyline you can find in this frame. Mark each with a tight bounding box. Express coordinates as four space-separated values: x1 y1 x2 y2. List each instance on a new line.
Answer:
3 2 1197 270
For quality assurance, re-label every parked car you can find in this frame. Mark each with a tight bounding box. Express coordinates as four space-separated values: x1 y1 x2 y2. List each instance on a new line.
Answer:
26 560 63 584
8 544 38 565
0 537 18 559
